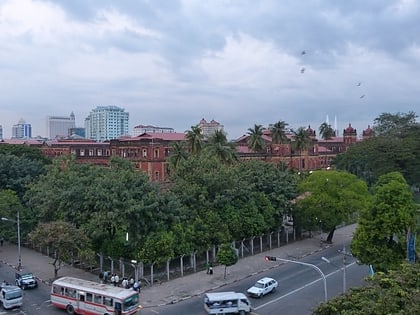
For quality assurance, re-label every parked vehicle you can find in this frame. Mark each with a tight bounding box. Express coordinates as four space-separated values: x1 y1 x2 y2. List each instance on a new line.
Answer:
246 277 278 298
0 284 23 310
204 292 252 315
15 272 38 290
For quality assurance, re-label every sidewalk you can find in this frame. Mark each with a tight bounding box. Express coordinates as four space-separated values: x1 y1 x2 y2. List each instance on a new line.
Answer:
0 224 356 308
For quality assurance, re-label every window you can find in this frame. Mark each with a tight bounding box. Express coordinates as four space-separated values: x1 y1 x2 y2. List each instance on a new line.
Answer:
154 149 159 158
154 171 159 181
142 149 147 158
103 296 113 306
86 293 93 302
80 150 85 156
94 294 102 304
89 149 94 156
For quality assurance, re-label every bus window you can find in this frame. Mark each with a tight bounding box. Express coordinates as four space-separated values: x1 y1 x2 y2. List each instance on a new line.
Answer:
94 294 102 304
86 292 93 302
104 296 113 306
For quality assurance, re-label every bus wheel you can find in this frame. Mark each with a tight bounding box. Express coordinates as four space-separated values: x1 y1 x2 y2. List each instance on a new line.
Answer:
66 304 75 315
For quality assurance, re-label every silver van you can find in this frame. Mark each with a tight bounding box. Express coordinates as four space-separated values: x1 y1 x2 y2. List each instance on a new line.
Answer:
204 292 252 315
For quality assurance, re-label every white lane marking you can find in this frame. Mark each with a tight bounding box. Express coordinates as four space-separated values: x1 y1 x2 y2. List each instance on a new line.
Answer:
255 261 358 310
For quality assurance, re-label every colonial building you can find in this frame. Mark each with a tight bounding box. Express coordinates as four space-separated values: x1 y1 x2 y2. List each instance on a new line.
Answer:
1 123 372 183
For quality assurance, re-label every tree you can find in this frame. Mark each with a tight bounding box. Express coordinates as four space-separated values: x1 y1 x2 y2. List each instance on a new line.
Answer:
334 112 420 187
247 124 266 152
373 111 417 136
269 120 289 144
217 243 238 279
185 125 204 155
29 221 90 278
291 127 311 170
351 172 418 272
313 262 420 315
294 170 371 242
204 129 237 164
168 141 188 173
319 122 335 140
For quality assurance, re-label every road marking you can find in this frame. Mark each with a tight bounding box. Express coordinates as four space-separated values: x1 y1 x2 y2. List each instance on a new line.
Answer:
150 310 160 314
255 262 358 310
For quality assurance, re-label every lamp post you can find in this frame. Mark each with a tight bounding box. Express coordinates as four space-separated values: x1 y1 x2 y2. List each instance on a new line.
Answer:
322 245 351 293
265 256 328 302
1 211 21 270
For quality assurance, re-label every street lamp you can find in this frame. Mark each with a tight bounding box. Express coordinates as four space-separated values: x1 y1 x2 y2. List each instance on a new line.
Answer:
1 211 21 270
322 245 351 293
265 256 328 302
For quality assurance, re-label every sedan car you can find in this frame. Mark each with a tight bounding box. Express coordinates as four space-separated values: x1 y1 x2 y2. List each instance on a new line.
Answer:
247 277 278 298
15 272 38 290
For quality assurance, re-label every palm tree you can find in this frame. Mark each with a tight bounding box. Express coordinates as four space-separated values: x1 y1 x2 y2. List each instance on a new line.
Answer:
185 125 203 155
319 122 335 140
247 124 266 152
168 141 188 172
205 129 237 164
292 127 311 170
269 120 289 144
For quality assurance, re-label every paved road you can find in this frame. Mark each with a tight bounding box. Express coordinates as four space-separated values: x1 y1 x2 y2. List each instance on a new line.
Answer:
0 224 358 312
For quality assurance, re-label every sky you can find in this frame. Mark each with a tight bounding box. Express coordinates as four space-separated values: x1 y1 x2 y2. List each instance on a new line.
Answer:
1 0 419 140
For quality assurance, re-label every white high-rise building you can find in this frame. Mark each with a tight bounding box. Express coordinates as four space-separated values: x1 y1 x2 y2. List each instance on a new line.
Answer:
47 112 76 139
12 118 32 139
85 106 129 142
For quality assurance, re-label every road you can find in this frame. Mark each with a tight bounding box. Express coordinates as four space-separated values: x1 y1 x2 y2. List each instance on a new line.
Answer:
141 242 369 315
0 263 62 315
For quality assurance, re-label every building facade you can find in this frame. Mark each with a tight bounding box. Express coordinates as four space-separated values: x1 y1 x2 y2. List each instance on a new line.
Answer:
47 112 76 139
85 106 129 142
12 118 32 139
132 125 175 136
198 118 224 139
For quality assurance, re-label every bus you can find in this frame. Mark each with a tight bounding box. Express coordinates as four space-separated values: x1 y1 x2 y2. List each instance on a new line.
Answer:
51 276 141 315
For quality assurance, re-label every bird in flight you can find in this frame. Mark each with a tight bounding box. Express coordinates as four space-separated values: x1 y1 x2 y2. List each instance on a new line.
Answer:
301 50 306 55
301 67 306 74
360 94 365 99
357 82 361 86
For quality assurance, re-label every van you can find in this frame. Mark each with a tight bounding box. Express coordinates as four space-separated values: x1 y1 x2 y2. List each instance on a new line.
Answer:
0 285 23 310
204 292 252 315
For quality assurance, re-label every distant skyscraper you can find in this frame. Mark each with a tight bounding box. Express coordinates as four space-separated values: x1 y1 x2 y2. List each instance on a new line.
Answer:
85 106 129 142
12 118 32 139
47 112 76 139
0 125 3 140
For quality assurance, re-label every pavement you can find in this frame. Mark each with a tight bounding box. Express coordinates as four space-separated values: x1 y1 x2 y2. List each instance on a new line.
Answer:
0 224 357 308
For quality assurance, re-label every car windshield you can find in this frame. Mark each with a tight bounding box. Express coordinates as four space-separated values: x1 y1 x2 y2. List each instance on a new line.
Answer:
123 293 139 311
21 274 33 279
253 283 264 289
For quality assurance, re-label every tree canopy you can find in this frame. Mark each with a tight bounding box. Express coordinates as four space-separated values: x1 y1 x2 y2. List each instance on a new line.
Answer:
351 172 418 272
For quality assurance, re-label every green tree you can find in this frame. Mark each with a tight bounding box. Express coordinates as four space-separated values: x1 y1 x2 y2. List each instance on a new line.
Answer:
168 141 188 173
138 230 175 266
217 243 238 279
373 111 417 136
204 129 237 164
313 263 420 315
269 120 289 144
351 172 418 272
319 122 335 140
247 124 266 152
291 127 311 170
295 170 371 242
29 221 90 278
185 125 204 155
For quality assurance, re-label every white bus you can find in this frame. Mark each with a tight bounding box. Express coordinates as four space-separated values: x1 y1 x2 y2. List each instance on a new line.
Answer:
51 276 141 315
204 292 252 315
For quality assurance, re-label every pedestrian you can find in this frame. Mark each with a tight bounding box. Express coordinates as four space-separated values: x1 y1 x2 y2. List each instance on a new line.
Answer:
0 237 3 246
133 281 139 292
209 262 213 275
129 277 134 288
122 278 128 289
110 274 115 286
114 275 119 287
206 261 210 274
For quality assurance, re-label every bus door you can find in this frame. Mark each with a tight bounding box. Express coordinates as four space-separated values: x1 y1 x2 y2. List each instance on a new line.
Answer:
114 301 122 315
77 291 86 314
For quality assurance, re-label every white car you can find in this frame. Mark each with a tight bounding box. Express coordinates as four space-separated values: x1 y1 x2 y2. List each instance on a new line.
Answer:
247 277 278 298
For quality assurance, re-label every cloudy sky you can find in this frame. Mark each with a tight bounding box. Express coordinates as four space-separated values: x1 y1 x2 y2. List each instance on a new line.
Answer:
1 0 419 139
